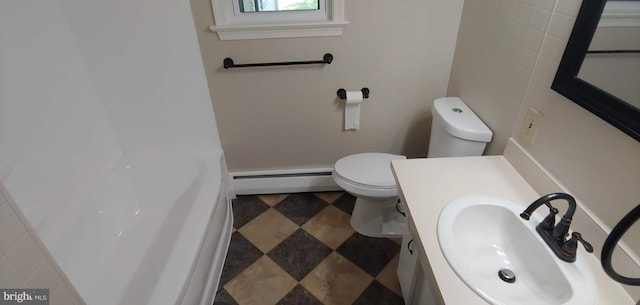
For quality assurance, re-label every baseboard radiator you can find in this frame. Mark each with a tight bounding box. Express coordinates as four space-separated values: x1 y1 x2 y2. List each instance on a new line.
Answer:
230 168 342 195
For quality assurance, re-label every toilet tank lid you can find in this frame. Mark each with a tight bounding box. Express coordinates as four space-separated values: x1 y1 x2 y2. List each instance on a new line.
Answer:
432 97 493 142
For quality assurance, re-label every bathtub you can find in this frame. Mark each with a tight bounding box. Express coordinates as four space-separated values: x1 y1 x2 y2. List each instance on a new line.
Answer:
43 152 232 305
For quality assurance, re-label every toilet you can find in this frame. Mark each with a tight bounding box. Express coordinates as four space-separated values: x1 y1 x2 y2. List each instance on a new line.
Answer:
332 97 493 237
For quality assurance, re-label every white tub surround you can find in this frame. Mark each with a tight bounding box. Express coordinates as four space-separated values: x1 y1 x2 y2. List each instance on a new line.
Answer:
47 154 231 305
0 0 230 304
391 139 635 304
1 154 231 305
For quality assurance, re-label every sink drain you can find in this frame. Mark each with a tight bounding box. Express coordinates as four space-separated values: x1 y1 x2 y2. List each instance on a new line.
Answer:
498 268 516 283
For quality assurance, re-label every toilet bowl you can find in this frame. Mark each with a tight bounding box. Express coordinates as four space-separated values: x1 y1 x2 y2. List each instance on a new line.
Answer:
333 97 493 237
333 153 406 237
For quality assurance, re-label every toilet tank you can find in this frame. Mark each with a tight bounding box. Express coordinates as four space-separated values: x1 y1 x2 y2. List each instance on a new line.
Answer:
427 97 493 158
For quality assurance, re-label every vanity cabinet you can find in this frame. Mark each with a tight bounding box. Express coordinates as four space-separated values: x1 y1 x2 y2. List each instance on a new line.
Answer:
397 230 439 305
397 231 418 301
411 262 439 305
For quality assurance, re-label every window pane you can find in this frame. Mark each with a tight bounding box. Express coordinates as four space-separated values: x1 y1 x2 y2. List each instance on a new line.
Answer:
280 0 319 10
240 0 319 12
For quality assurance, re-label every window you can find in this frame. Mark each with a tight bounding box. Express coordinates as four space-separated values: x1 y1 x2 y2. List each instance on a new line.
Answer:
239 0 319 12
209 0 347 40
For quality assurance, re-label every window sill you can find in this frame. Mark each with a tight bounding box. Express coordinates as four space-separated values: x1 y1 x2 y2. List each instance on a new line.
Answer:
209 21 348 40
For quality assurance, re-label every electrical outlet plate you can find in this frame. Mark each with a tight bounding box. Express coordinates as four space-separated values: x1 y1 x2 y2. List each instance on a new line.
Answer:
522 107 543 144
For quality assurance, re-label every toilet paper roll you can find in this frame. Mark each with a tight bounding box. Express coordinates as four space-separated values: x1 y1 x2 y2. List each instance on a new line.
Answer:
345 91 363 130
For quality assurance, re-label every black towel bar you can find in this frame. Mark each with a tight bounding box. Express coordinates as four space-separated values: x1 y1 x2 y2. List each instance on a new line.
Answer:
223 53 333 69
337 88 370 99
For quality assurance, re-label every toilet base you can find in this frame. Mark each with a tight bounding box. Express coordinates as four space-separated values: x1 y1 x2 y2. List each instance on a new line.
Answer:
350 197 407 237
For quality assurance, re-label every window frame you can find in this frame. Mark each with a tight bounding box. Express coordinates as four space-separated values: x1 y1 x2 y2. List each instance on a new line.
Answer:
209 0 347 40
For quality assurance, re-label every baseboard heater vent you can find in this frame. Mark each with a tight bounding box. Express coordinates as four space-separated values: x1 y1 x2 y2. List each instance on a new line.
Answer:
234 171 332 179
231 168 341 195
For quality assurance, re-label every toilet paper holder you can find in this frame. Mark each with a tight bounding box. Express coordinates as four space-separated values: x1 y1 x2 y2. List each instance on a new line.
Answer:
337 88 369 100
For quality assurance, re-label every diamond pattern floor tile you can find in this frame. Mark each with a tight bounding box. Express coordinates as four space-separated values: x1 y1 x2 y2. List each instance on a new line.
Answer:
300 252 373 305
214 192 404 305
336 232 401 277
352 280 405 305
313 192 344 204
213 288 238 305
375 253 402 296
274 193 328 225
224 256 298 305
268 229 332 281
276 285 323 305
331 193 356 215
257 194 289 207
232 196 270 229
239 209 298 253
302 205 354 249
218 232 263 286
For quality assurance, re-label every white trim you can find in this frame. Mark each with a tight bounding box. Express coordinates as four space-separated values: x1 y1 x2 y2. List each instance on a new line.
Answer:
210 21 347 40
210 0 347 40
230 168 341 195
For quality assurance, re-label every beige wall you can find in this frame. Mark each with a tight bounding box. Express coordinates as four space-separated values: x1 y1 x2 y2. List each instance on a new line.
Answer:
447 0 556 155
448 0 640 297
0 187 83 305
190 0 464 171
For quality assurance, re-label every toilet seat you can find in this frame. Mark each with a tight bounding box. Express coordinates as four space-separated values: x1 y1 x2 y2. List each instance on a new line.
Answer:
333 153 406 198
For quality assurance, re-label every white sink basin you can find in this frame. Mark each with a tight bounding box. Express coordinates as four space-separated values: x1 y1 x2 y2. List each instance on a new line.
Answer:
437 195 596 305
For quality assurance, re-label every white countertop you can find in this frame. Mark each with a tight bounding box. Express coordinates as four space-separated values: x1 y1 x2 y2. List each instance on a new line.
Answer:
391 155 635 305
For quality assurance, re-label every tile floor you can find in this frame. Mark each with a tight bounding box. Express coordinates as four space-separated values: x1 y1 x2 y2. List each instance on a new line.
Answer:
213 192 405 305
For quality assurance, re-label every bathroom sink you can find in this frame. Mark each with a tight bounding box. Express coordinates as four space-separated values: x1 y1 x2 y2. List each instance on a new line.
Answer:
437 195 596 305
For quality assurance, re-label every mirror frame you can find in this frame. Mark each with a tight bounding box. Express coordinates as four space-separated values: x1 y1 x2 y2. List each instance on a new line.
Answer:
552 0 640 141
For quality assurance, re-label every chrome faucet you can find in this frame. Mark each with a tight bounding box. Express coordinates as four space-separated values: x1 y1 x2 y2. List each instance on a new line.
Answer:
520 193 593 262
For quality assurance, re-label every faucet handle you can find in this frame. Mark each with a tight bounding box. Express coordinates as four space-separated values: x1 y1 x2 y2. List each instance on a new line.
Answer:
540 204 559 231
573 232 593 253
562 232 594 258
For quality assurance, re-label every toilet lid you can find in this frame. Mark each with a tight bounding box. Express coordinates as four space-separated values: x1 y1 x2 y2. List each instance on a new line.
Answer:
334 153 406 189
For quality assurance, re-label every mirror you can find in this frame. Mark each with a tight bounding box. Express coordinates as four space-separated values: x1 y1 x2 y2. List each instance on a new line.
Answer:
239 0 319 12
579 1 640 109
552 0 640 141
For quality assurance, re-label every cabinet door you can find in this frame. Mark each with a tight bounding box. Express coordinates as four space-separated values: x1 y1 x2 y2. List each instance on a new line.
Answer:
411 261 439 305
397 231 418 302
